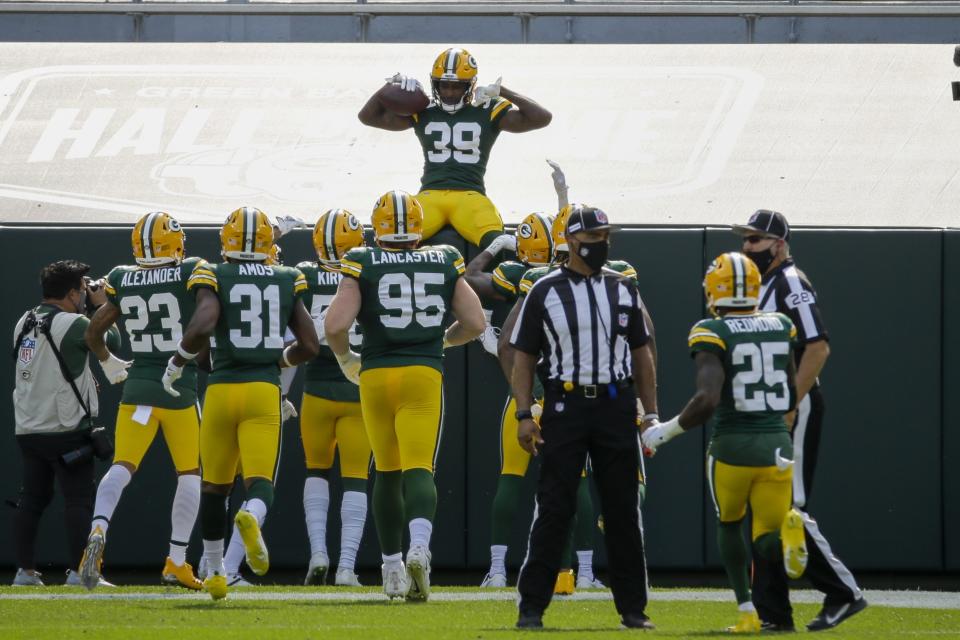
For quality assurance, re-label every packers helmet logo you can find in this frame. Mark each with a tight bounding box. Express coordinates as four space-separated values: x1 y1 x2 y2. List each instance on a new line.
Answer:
518 223 533 239
347 215 360 230
467 55 478 69
168 218 181 232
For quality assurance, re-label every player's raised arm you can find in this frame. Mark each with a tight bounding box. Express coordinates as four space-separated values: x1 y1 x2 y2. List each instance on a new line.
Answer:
496 85 552 133
358 76 423 131
444 278 486 348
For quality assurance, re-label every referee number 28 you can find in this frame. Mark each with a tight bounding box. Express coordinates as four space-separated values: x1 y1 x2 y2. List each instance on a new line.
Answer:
731 342 790 412
378 272 446 329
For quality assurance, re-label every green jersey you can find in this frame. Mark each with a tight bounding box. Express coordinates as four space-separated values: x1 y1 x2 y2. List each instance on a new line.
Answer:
518 260 638 298
412 97 513 194
105 257 206 409
188 261 308 386
298 261 361 402
340 244 465 373
688 312 797 466
491 260 530 303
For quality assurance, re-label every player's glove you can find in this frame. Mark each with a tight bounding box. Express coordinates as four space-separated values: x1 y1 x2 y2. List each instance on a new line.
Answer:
482 233 517 257
387 73 424 93
281 397 298 423
335 350 362 385
97 352 132 384
478 324 500 357
640 416 684 453
471 76 502 107
546 159 568 194
273 215 306 239
161 356 184 397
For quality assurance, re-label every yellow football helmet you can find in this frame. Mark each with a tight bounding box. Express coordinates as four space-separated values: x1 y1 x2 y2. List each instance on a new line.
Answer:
132 211 185 266
371 190 423 244
314 209 365 265
516 212 555 266
552 203 586 256
220 206 273 261
430 47 479 113
703 252 761 313
265 244 282 266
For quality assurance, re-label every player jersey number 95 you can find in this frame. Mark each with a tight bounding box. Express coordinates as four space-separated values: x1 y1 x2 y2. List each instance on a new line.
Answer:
230 283 284 349
379 272 445 329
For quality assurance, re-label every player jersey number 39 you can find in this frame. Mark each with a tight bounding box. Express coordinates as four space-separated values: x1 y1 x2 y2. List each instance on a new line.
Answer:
425 121 481 164
379 272 446 328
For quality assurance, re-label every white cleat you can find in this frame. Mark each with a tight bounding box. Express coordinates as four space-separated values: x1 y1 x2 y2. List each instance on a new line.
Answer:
65 569 114 588
334 568 362 587
576 575 607 590
381 562 408 600
405 545 431 602
304 551 329 586
12 569 44 586
480 572 507 588
197 556 209 580
226 573 253 587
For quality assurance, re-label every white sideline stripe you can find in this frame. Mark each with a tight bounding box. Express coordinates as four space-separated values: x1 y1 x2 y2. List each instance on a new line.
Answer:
0 589 956 609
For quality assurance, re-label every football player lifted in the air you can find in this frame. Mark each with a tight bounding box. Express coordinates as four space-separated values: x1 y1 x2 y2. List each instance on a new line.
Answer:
324 190 486 602
79 212 208 592
641 252 807 634
161 207 320 601
358 48 552 251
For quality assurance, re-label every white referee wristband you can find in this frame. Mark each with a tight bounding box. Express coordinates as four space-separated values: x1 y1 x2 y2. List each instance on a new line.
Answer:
282 345 295 368
176 342 198 361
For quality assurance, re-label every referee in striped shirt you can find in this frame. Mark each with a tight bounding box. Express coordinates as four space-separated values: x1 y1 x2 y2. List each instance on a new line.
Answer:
509 207 657 630
734 209 866 632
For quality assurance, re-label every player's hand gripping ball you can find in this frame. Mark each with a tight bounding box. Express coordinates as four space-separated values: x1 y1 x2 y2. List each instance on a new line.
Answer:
379 73 430 116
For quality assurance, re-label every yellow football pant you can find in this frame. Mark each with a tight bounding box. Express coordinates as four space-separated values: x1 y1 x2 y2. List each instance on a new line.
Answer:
708 457 792 540
499 396 588 479
200 382 281 485
300 393 371 480
359 366 443 473
113 404 199 472
416 189 504 247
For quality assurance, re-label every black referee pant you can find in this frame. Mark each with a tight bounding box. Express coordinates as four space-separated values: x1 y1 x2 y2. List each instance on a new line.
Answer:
14 431 96 571
752 387 862 624
517 384 648 618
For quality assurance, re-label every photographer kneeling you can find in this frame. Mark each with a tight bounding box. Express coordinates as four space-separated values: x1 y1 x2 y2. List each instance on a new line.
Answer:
11 260 120 586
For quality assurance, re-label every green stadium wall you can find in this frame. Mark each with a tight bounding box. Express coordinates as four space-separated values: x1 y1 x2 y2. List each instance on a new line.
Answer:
0 225 955 574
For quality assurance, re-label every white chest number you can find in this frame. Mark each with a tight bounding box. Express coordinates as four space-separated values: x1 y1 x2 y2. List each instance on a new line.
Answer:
424 121 481 165
230 284 284 349
378 272 446 329
730 342 790 412
120 292 182 353
310 293 362 347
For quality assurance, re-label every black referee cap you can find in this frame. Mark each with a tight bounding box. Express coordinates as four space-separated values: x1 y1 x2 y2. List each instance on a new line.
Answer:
732 209 790 242
566 206 616 236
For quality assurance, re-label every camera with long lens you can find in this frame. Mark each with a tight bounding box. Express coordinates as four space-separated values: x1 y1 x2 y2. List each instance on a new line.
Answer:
60 425 114 466
83 276 101 316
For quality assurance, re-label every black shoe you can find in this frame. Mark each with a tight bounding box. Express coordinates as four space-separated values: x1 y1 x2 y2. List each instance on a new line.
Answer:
516 611 544 629
760 620 796 633
806 598 868 632
621 613 656 630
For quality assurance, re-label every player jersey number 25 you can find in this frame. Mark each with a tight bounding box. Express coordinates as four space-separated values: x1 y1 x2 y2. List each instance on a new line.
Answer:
731 341 790 412
379 272 445 329
120 293 182 352
425 122 481 164
230 283 284 348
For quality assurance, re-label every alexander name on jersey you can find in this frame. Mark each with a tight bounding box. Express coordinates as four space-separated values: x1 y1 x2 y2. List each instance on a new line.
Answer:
368 249 451 266
119 265 183 287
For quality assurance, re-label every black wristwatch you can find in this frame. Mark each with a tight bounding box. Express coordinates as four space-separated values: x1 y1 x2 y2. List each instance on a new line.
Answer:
515 409 534 421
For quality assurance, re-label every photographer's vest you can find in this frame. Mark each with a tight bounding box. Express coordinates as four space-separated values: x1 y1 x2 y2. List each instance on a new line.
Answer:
12 306 98 435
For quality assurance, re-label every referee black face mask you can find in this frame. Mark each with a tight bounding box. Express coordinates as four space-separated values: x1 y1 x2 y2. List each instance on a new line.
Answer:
566 207 613 273
576 237 609 272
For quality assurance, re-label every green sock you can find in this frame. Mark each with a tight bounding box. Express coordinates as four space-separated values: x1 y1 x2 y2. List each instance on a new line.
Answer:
342 477 367 493
491 474 523 546
246 478 274 510
574 477 595 550
402 468 437 523
373 471 404 555
717 520 751 604
754 531 782 563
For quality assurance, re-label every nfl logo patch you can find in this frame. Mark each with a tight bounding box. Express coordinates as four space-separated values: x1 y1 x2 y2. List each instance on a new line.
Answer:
618 312 629 327
18 337 36 364
596 210 609 224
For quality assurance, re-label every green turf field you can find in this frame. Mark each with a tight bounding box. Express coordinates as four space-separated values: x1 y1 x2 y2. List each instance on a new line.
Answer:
1 587 958 639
